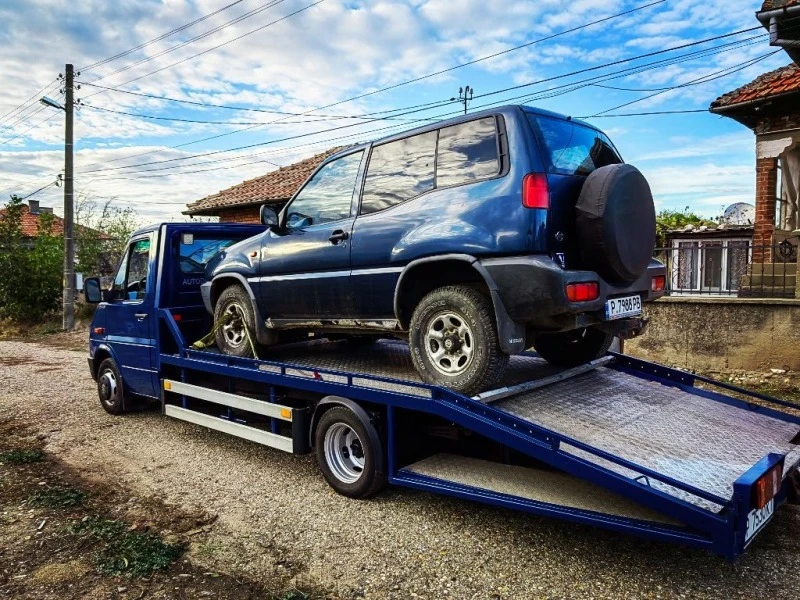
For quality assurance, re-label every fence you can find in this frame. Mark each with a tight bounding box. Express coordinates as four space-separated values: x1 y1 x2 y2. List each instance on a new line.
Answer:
655 241 798 298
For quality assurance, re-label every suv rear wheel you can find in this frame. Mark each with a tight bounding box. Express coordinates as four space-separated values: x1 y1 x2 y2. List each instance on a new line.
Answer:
533 327 613 367
409 286 508 396
214 285 260 358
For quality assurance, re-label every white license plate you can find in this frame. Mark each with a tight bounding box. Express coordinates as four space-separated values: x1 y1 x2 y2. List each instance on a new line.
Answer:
605 295 642 320
745 499 775 543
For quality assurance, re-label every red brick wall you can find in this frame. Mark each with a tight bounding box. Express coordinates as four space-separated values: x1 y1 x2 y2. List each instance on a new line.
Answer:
753 157 778 262
218 206 261 223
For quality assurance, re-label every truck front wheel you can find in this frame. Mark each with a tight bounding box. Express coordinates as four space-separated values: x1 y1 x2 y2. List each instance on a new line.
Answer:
315 406 386 498
97 358 126 415
409 286 508 396
533 327 614 367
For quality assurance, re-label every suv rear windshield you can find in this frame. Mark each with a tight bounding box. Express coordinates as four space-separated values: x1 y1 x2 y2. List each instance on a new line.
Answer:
526 113 621 176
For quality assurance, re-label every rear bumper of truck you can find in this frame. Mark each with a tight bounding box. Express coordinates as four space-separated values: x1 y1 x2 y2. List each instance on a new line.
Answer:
481 255 666 331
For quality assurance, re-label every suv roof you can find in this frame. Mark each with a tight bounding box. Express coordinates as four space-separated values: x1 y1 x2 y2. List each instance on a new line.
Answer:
324 104 601 164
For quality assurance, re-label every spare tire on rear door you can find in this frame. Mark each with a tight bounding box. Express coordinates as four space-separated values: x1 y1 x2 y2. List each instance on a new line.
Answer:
575 163 656 284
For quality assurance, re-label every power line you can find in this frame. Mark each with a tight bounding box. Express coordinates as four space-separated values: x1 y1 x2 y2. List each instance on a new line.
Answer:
80 102 444 125
263 0 671 117
79 0 249 72
78 28 772 177
82 0 326 96
70 1 685 177
88 0 289 83
587 50 781 117
75 0 665 140
0 79 60 128
581 109 711 117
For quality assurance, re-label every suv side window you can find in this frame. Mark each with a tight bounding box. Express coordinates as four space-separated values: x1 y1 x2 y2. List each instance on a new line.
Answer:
360 131 436 215
436 117 500 188
112 236 152 301
285 151 363 228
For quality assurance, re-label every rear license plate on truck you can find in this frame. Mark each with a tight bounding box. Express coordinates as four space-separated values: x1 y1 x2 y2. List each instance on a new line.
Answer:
605 295 642 320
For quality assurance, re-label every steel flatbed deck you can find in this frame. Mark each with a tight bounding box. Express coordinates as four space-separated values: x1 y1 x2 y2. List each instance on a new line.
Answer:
155 309 800 560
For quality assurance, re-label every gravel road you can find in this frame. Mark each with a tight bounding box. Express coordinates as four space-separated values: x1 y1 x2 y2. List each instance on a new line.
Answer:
2 340 799 599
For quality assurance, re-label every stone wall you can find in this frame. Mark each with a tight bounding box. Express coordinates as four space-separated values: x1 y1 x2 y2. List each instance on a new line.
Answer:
625 296 800 372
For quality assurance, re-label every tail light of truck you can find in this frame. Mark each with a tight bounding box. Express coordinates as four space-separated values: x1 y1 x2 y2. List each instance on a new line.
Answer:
753 462 782 510
651 275 666 292
566 282 599 302
522 173 550 209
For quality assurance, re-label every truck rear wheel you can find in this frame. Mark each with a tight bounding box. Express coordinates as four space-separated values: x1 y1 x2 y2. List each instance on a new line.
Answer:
214 285 259 358
533 327 614 367
409 286 508 396
315 406 386 498
97 358 126 415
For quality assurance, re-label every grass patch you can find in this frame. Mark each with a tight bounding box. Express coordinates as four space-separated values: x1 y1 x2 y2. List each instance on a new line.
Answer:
29 485 86 508
0 448 44 464
71 517 185 578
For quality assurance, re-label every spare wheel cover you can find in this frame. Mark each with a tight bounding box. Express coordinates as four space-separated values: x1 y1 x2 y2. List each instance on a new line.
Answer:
575 163 656 284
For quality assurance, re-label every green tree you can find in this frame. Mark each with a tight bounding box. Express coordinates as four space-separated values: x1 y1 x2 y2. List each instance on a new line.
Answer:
76 196 140 276
655 207 718 248
0 196 63 321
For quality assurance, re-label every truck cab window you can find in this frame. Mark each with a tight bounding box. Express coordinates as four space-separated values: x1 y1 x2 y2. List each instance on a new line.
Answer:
112 237 151 300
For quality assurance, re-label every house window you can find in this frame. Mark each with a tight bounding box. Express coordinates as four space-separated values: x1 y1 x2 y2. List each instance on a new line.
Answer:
670 238 751 295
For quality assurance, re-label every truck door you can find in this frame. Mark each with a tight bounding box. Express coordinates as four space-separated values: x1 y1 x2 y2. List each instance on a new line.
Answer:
257 149 365 318
103 233 158 397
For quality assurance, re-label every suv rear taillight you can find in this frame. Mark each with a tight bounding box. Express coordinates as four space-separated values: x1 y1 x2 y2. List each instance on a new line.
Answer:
566 282 599 302
651 275 666 292
522 173 549 209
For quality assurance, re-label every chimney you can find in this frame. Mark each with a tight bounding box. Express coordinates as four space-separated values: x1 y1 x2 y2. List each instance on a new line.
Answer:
29 200 40 214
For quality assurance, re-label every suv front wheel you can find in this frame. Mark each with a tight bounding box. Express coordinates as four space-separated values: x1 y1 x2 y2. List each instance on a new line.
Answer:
409 286 508 396
214 285 260 358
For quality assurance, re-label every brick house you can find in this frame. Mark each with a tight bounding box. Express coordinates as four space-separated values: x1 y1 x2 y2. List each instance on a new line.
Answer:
183 148 341 222
0 200 61 238
709 0 800 297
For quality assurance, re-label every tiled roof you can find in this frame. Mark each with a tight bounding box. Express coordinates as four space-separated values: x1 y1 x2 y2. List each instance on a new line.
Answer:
760 0 800 10
0 204 65 237
0 204 106 239
710 63 800 109
184 147 342 215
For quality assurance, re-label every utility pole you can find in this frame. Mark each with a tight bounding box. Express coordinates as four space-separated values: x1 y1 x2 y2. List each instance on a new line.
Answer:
63 63 75 331
458 86 473 114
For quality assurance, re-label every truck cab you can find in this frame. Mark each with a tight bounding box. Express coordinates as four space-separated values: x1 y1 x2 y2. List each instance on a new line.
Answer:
85 222 265 410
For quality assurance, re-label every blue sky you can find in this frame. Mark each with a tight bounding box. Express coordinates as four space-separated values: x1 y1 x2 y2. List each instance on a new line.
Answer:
0 0 790 223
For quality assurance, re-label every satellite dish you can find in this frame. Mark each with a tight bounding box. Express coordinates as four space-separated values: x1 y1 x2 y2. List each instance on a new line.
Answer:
722 203 755 226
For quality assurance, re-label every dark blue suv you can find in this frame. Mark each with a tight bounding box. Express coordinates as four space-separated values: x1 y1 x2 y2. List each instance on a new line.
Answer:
203 104 665 395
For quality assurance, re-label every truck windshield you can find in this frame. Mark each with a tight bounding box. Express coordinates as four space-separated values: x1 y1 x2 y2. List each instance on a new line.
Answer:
526 113 621 176
179 237 239 274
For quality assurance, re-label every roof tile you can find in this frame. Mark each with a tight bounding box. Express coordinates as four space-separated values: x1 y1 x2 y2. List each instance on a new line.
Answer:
0 204 65 237
710 63 800 109
760 0 800 10
184 147 343 215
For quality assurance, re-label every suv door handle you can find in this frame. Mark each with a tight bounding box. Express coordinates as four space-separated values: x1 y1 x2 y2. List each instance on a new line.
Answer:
135 313 149 320
329 230 349 244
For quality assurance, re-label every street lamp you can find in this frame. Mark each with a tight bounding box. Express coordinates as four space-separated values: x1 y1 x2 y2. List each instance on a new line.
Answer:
39 64 76 331
39 96 65 111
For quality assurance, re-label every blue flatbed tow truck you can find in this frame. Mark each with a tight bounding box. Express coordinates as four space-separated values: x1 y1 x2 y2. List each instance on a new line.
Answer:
85 222 800 560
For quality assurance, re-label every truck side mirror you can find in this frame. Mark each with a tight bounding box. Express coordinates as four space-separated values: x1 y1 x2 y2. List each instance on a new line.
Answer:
260 205 279 227
84 277 103 304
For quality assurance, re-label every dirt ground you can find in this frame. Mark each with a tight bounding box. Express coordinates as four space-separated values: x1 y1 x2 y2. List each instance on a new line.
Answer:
2 337 800 599
0 419 328 599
